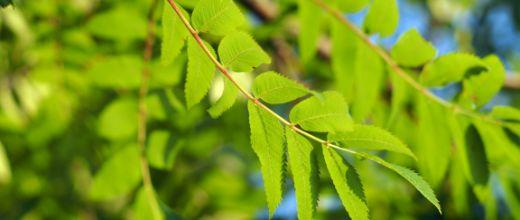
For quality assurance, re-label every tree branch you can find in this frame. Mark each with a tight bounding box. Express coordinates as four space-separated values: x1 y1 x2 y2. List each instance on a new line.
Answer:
312 0 505 126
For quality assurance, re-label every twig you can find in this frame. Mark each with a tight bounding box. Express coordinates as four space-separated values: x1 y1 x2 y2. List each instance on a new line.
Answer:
138 0 161 219
312 0 505 126
165 0 361 158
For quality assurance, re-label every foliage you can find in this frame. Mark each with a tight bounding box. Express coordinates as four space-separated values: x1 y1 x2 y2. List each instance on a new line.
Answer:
0 0 519 219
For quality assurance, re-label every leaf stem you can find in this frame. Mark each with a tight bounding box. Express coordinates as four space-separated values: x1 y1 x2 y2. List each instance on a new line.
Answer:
165 0 359 157
138 0 162 219
312 0 504 127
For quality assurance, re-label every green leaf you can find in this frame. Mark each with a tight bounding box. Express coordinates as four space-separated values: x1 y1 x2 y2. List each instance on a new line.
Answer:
359 152 442 213
463 124 490 185
218 32 270 72
98 98 138 141
133 186 180 220
248 101 285 216
286 128 317 220
322 147 369 220
459 55 506 108
161 2 190 66
151 53 187 88
88 55 142 89
331 19 357 102
208 77 239 118
252 71 311 104
352 42 384 121
364 0 399 37
328 124 416 158
391 29 436 67
290 91 354 133
185 37 216 109
0 141 11 185
335 0 369 13
298 0 323 62
416 96 451 188
147 130 184 170
473 121 520 171
420 53 488 87
499 172 520 220
90 144 141 200
491 106 520 122
191 0 246 36
87 6 146 41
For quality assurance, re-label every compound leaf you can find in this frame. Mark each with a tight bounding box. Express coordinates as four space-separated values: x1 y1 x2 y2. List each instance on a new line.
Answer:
161 2 190 65
185 37 216 109
191 0 246 36
364 0 399 37
290 91 354 133
329 124 416 159
286 128 317 220
391 29 436 67
248 102 285 216
218 32 270 72
252 71 310 104
323 147 369 220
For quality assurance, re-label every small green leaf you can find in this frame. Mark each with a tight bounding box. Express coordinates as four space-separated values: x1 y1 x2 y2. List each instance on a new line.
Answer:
359 152 442 213
248 102 285 216
133 186 180 220
208 77 238 118
459 55 506 108
252 71 310 104
364 0 399 37
298 0 323 62
185 37 216 109
331 19 357 102
218 32 270 72
88 55 142 89
286 128 317 220
161 2 190 66
87 6 146 41
90 145 141 201
191 0 246 36
147 130 184 170
335 0 369 13
391 29 436 67
98 98 138 141
322 147 369 220
420 53 488 87
290 91 354 133
329 124 416 159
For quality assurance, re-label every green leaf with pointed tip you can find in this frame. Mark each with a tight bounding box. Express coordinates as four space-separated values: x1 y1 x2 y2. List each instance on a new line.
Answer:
322 147 369 220
218 32 270 72
252 71 311 104
420 53 488 87
290 91 354 133
208 77 238 118
185 37 216 109
90 145 141 201
329 124 416 159
298 0 323 62
98 98 138 141
359 152 442 213
335 0 369 13
248 102 285 216
161 2 190 66
286 128 317 220
364 0 399 37
391 29 436 67
191 0 246 36
460 55 506 108
331 19 358 102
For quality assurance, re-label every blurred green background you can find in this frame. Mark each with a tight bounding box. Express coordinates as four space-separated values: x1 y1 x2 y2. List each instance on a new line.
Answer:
0 0 519 219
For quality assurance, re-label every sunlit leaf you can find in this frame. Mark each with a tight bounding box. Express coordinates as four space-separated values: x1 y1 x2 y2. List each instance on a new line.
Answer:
252 71 310 104
191 0 246 36
208 77 238 118
335 0 369 13
161 2 190 66
218 32 270 72
364 0 399 37
298 0 323 62
290 91 354 133
185 37 216 109
98 98 138 141
420 53 488 87
88 55 142 89
391 29 436 67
